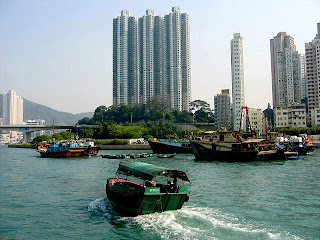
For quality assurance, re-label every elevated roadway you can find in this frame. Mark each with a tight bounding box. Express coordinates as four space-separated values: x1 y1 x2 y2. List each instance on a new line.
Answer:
0 125 99 142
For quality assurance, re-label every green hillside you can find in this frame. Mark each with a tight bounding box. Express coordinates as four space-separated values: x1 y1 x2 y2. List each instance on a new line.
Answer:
0 94 93 125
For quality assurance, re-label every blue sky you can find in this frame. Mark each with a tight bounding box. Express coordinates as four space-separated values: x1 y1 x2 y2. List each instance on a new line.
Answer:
0 0 319 114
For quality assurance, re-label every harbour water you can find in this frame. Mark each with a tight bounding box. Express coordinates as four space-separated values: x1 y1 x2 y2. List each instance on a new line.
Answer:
0 145 319 239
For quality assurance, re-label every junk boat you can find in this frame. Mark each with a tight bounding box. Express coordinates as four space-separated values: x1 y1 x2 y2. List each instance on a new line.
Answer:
191 107 304 162
106 160 190 216
191 130 286 162
148 139 193 154
37 140 99 158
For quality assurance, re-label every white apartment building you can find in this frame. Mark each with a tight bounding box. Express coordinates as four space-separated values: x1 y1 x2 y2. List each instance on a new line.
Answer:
231 33 246 131
139 10 155 104
113 10 130 105
274 104 307 128
270 32 305 107
2 90 24 125
305 23 320 114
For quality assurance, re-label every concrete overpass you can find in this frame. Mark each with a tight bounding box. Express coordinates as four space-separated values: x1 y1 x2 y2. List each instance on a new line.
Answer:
0 125 99 142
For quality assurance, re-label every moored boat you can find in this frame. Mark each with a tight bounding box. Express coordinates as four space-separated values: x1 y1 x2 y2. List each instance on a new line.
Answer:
276 135 314 156
157 154 176 158
191 130 286 162
38 141 99 158
106 160 190 216
148 139 193 154
100 154 128 159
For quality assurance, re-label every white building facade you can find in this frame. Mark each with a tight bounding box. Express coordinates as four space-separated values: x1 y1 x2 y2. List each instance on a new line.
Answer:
274 104 307 128
2 90 24 125
231 33 246 131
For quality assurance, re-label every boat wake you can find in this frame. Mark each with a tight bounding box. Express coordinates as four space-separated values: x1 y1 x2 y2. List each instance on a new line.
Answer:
88 200 301 240
88 198 121 223
127 206 302 240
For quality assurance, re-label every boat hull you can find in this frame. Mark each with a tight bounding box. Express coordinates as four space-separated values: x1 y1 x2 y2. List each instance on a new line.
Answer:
148 140 193 154
106 178 189 216
191 141 284 162
40 147 99 158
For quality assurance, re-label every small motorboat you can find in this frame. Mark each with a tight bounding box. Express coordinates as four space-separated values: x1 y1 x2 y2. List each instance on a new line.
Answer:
100 154 128 159
135 153 153 158
106 160 190 216
157 154 176 158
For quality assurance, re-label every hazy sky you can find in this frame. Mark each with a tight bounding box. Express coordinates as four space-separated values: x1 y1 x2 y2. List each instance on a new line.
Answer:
0 0 319 114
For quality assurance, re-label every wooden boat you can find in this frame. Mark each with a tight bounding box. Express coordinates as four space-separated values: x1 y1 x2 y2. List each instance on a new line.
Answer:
106 160 190 216
157 154 176 158
191 130 286 162
148 139 193 154
38 141 99 158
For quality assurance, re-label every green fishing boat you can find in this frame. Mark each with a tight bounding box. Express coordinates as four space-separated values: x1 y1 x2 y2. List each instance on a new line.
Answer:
106 160 190 216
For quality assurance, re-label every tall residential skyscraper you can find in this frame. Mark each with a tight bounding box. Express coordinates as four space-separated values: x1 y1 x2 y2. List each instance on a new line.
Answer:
113 7 191 111
139 10 155 104
113 10 129 105
128 15 139 105
305 23 320 113
2 90 24 125
180 11 191 111
214 89 231 130
231 33 245 131
270 32 305 108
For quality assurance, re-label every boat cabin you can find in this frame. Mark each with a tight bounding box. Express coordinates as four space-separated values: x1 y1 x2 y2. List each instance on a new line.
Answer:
106 161 190 216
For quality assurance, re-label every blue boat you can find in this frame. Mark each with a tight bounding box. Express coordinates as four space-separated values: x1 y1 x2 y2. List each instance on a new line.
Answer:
37 141 99 158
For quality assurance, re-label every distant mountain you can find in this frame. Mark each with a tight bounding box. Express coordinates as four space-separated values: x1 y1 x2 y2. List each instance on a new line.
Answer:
0 94 93 125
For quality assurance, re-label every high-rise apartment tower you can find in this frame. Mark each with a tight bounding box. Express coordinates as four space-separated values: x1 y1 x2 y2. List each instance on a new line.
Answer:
270 32 304 107
2 90 24 125
305 23 320 113
113 7 191 111
231 33 245 131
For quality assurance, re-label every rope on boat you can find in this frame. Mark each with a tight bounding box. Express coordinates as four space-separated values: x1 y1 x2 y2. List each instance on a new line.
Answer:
142 196 164 212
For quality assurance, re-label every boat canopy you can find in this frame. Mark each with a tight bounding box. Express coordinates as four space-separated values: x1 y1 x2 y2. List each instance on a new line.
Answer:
116 161 190 182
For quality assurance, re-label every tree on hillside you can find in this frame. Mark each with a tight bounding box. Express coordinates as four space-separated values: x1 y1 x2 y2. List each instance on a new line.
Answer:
189 100 211 112
189 100 214 123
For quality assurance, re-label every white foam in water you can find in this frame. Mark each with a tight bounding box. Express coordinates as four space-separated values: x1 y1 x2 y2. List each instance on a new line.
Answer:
128 206 302 240
88 198 120 220
88 200 302 240
88 198 107 213
130 210 206 240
